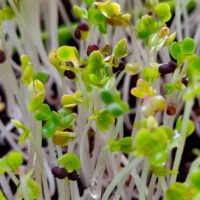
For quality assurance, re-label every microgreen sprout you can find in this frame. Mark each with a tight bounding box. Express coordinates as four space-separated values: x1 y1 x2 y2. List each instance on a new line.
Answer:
1 0 200 200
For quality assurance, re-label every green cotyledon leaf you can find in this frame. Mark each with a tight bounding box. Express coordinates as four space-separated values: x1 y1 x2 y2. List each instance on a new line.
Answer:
58 153 80 173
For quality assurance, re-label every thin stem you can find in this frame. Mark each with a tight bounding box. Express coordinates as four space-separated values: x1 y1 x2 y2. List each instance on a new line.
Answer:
170 100 193 184
102 157 142 200
175 0 183 41
7 171 20 186
0 175 14 200
159 177 167 199
139 160 149 200
147 175 157 200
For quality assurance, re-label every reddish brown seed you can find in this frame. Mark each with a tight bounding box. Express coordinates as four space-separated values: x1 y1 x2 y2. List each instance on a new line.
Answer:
159 61 177 74
78 23 89 31
51 166 68 179
87 44 99 56
64 70 76 79
67 170 80 181
74 23 89 39
166 105 176 116
74 28 81 39
0 50 6 63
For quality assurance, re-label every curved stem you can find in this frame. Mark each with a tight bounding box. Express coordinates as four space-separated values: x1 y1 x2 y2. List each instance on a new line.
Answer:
159 177 167 199
170 100 193 184
147 175 157 200
139 160 149 200
102 157 142 200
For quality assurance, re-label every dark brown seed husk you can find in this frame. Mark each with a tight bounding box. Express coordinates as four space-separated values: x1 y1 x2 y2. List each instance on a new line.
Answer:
64 70 76 79
182 76 189 86
112 66 119 73
51 166 68 179
112 61 126 73
67 170 80 181
159 61 177 74
87 44 99 56
74 23 89 39
118 61 126 71
78 23 89 31
74 28 81 39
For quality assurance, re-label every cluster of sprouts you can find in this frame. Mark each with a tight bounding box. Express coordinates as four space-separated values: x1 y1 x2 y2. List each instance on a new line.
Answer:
0 0 200 200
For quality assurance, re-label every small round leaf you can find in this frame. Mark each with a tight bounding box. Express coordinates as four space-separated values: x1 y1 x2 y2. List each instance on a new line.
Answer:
170 42 182 60
58 153 80 173
181 37 196 55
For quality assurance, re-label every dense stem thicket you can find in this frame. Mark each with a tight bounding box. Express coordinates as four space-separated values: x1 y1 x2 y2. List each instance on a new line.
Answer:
0 0 200 200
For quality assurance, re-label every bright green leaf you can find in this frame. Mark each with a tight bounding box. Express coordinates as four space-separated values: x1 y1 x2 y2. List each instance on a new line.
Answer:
108 140 121 152
118 137 134 153
97 110 115 132
28 92 45 112
21 66 33 85
149 150 168 166
100 89 114 104
187 56 200 79
142 67 159 82
176 116 195 136
34 80 45 93
26 178 41 200
73 5 87 18
114 38 128 59
58 153 80 173
6 151 23 172
152 165 176 176
155 3 171 22
19 171 41 200
20 55 32 69
190 169 200 191
166 182 196 200
50 111 60 126
135 128 168 158
58 107 72 117
136 15 164 40
34 104 51 121
57 46 80 66
60 113 76 128
107 103 125 117
181 37 196 55
12 119 26 129
0 158 9 174
33 72 48 84
2 6 15 20
83 0 95 5
95 2 121 18
18 129 32 144
170 42 182 60
42 121 57 138
61 90 83 107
